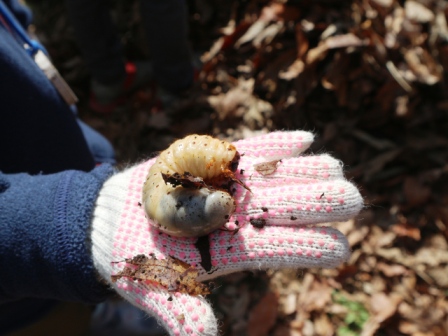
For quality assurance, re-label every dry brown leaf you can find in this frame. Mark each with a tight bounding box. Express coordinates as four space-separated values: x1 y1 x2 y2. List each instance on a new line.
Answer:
111 254 211 296
278 59 305 80
306 42 329 64
404 47 442 85
361 292 402 336
201 37 224 63
253 22 284 48
347 225 370 247
427 265 448 288
235 2 294 48
377 262 409 277
208 78 273 128
247 291 279 336
367 226 397 249
306 33 367 64
405 1 434 23
314 313 334 336
254 159 281 175
398 320 420 335
297 277 332 312
235 20 270 48
391 223 421 241
282 292 297 315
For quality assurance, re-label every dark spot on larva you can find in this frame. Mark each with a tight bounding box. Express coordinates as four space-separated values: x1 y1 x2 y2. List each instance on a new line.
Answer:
250 218 266 228
204 143 207 146
227 246 232 251
240 169 245 174
235 220 239 225
193 142 196 144
261 207 268 212
168 296 173 301
156 185 159 188
176 201 183 209
290 216 297 220
320 193 325 199
138 202 142 207
224 215 229 219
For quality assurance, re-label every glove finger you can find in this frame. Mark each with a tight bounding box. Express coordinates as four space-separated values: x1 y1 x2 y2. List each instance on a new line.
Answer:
237 153 346 185
230 179 363 226
233 130 314 160
113 278 217 336
197 225 349 281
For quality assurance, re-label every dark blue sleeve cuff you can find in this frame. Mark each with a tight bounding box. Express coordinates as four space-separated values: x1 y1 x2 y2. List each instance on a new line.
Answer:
0 164 115 304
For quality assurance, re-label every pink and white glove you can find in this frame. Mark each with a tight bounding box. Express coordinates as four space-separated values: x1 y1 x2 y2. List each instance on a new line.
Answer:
91 131 363 336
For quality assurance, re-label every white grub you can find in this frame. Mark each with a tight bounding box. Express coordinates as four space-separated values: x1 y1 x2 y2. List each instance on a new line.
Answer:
142 135 239 237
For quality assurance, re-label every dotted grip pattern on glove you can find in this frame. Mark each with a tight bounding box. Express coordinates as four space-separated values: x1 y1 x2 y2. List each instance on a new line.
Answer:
91 131 363 336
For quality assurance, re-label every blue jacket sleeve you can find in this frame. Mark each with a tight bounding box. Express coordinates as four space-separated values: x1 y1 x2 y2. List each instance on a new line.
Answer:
0 164 115 304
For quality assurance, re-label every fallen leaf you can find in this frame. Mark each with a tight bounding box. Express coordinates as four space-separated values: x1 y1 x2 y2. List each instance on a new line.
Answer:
111 254 211 296
314 313 334 336
405 1 434 23
391 223 421 241
427 265 448 288
247 291 279 336
377 262 409 277
306 33 367 64
254 159 281 175
404 47 442 85
361 292 402 336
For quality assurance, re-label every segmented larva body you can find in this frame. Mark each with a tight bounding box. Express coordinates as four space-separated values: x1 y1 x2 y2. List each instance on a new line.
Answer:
142 135 240 237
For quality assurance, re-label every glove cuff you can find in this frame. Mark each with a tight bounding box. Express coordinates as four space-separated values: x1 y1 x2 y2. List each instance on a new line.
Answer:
91 165 136 282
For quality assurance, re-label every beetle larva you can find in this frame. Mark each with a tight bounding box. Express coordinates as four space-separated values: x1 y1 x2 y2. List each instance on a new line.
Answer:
142 134 241 237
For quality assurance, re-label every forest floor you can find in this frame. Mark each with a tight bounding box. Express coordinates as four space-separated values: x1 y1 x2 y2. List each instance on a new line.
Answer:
29 0 448 335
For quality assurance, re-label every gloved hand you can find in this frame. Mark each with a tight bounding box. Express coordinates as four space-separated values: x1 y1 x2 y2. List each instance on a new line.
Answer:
91 131 363 336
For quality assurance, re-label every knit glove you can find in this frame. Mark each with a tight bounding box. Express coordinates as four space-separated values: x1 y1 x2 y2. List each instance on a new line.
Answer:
91 131 363 336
